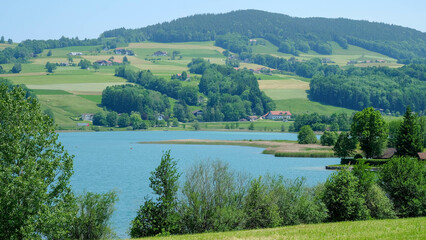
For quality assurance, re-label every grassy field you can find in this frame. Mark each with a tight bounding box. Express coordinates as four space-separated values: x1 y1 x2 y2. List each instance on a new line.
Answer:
251 39 401 67
2 40 403 129
184 120 293 132
134 217 425 240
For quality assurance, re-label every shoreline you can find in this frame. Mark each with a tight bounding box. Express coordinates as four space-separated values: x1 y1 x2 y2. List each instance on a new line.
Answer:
139 139 335 158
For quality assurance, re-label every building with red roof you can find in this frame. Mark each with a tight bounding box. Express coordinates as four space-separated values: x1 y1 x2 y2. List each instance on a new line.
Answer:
264 111 292 121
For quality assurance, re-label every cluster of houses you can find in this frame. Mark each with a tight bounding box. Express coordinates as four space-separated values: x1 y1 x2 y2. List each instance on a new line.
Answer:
347 59 386 65
114 48 135 55
190 110 292 122
68 52 83 56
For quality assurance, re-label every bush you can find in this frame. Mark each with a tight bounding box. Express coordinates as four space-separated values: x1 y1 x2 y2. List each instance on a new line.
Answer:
322 170 370 221
298 125 317 144
69 192 118 239
379 157 426 217
365 184 396 219
320 131 338 146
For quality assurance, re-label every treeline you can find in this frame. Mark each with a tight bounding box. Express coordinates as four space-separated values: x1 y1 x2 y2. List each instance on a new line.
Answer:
294 112 352 132
101 9 426 60
101 84 171 119
191 59 275 121
0 37 123 64
114 67 198 105
309 65 426 113
130 152 426 238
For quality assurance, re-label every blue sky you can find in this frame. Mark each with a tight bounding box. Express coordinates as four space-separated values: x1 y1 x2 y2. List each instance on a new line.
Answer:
1 0 425 42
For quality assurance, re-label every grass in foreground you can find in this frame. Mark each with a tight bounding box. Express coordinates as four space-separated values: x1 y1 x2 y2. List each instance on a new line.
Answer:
134 217 425 240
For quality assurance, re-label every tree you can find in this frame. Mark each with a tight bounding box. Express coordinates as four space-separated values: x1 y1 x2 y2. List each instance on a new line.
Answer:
130 112 143 129
0 36 4 43
244 177 282 229
93 112 107 126
322 170 370 222
320 131 338 146
248 122 255 130
379 157 426 217
106 111 118 127
351 107 388 158
69 191 118 239
123 56 129 64
117 113 130 127
0 85 75 239
297 125 317 144
47 49 52 56
93 63 100 72
7 38 12 44
192 120 200 130
130 150 181 237
45 61 57 73
333 132 357 159
396 106 423 157
11 63 21 73
78 59 91 69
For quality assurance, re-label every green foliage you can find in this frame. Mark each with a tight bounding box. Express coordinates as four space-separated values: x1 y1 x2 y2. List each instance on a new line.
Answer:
11 63 21 73
396 106 423 157
365 184 396 219
310 65 426 113
333 132 357 159
320 131 338 146
192 120 200 130
45 61 57 73
130 150 181 237
43 108 55 123
130 112 143 129
388 119 402 147
351 107 388 158
78 59 92 69
180 161 248 233
0 85 75 239
379 157 426 217
322 170 370 222
248 122 255 130
93 112 107 126
69 191 118 239
244 177 282 229
47 49 52 56
297 125 317 144
106 111 118 127
117 113 130 127
102 84 170 119
267 176 328 226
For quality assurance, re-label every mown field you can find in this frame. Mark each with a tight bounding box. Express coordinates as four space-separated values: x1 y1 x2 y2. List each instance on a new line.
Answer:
1 40 397 129
134 217 425 240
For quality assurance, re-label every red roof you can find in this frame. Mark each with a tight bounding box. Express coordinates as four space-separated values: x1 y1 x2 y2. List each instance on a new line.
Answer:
269 111 291 116
418 152 426 160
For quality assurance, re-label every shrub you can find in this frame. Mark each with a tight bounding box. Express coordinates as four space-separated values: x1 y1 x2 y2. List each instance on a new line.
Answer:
298 125 317 144
379 157 426 217
322 170 370 221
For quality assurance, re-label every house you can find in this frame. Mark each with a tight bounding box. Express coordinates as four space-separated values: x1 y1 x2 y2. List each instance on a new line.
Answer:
94 60 112 66
77 123 90 127
192 110 203 117
377 148 397 159
157 114 165 121
81 113 94 121
152 51 168 57
69 52 83 56
248 116 258 122
264 111 292 121
418 152 426 160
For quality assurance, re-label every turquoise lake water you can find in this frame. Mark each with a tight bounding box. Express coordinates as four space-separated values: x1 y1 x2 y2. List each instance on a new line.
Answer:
58 131 339 238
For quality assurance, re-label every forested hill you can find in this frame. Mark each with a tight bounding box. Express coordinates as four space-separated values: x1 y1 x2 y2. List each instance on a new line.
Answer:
100 9 426 60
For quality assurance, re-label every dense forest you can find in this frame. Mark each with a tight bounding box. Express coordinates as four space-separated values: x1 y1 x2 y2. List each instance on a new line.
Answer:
309 64 426 113
101 10 426 60
101 84 171 120
193 59 275 121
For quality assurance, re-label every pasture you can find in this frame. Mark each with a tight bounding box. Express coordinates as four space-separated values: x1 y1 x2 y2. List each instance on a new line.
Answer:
136 217 425 240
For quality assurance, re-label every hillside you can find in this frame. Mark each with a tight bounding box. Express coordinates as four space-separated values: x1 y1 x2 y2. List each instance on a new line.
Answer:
101 9 426 60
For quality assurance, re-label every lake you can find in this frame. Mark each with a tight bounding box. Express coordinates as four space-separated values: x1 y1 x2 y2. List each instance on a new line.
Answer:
58 131 339 238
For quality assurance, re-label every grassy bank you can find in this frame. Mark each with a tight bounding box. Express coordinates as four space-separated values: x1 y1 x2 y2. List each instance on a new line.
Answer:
134 217 425 240
140 139 334 158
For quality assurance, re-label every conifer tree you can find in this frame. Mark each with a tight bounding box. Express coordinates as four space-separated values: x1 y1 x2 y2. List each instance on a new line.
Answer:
396 106 423 157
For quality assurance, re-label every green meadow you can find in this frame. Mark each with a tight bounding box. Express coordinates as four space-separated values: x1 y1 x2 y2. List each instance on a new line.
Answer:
1 40 400 129
135 217 425 240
